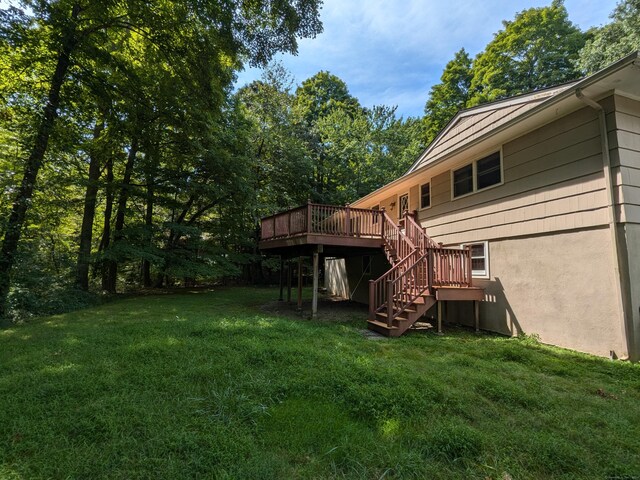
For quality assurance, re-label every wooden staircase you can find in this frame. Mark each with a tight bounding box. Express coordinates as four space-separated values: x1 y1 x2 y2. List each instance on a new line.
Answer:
368 212 472 336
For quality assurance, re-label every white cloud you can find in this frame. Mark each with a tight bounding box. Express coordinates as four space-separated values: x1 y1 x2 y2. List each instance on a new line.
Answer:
239 0 619 117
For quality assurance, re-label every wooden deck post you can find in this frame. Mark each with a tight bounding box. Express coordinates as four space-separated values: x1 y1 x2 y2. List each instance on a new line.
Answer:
474 300 480 333
465 245 473 287
368 280 374 318
286 260 292 303
278 256 284 301
312 251 319 318
437 300 443 335
386 280 393 327
297 256 303 312
345 203 351 237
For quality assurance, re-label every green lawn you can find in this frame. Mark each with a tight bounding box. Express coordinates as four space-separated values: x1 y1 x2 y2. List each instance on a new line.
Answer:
1 287 639 479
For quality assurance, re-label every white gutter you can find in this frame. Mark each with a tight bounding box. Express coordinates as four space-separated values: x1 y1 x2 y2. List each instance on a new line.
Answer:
575 88 631 360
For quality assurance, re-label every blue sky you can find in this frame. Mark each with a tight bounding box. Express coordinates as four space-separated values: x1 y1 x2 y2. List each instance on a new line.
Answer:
236 0 619 118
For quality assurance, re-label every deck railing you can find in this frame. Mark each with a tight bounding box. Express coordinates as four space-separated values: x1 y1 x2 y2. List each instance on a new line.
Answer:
260 203 383 240
262 203 473 325
368 212 473 325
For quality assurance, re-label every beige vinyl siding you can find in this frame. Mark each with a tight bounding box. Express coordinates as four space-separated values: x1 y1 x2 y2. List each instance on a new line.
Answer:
378 193 397 223
409 86 571 173
409 184 419 212
418 106 608 245
422 103 540 167
610 95 640 224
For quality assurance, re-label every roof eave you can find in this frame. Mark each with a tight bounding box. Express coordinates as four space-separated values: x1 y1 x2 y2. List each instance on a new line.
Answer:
352 51 640 208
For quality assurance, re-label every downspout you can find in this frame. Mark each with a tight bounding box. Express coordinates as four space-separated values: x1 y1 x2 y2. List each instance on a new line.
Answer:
575 89 631 360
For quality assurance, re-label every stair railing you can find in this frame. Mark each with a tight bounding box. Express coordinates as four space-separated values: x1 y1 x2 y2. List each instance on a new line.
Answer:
380 210 415 265
388 250 432 322
369 249 421 321
404 212 439 251
369 211 474 329
369 212 419 321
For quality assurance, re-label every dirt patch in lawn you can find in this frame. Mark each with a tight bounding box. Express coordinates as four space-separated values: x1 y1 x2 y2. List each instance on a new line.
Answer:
260 294 368 323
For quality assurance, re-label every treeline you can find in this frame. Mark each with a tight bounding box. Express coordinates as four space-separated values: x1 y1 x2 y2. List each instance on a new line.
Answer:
0 0 423 321
422 0 640 144
0 0 638 322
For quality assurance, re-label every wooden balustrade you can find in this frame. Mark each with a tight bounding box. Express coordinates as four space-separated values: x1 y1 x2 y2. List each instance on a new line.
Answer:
382 211 414 261
369 246 472 320
431 246 473 287
262 204 473 325
260 203 384 240
405 213 439 250
389 251 431 321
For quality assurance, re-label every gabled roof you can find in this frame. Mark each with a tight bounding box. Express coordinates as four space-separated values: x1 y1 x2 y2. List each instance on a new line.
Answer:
351 51 640 209
407 82 576 173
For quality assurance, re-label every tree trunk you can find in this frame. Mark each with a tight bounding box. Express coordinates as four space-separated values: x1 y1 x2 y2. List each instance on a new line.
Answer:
76 119 105 290
142 169 154 287
104 137 138 293
0 4 80 323
99 155 115 290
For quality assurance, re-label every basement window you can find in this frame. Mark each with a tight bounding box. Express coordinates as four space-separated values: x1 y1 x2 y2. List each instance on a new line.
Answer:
461 241 489 278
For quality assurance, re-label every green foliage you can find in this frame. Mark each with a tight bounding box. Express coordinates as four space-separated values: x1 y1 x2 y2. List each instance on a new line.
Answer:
423 49 473 145
0 0 325 315
576 0 640 73
422 1 587 145
469 0 585 105
292 71 424 204
1 287 639 479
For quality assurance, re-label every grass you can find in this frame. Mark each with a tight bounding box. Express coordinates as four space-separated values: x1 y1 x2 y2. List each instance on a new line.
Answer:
1 287 639 479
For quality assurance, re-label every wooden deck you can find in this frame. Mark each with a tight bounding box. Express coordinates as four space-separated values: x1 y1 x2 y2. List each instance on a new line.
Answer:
260 203 385 251
260 203 484 336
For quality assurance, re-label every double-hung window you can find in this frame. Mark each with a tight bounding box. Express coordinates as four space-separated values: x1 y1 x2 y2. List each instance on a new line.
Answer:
453 164 473 197
420 183 431 209
476 152 501 190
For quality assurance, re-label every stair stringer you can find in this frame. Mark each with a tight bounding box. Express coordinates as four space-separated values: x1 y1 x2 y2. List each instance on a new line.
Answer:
368 293 436 337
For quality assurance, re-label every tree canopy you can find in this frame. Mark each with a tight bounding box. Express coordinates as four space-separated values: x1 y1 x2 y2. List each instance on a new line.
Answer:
422 0 588 144
0 1 425 322
469 0 585 105
423 48 473 145
0 0 324 321
576 0 640 74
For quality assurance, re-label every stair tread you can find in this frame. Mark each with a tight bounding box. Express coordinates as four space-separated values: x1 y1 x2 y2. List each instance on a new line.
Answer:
376 312 410 322
367 320 398 329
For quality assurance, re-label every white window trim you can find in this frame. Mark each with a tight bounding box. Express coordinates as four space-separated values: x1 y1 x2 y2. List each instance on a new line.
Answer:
419 181 432 211
461 241 490 279
450 147 504 201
